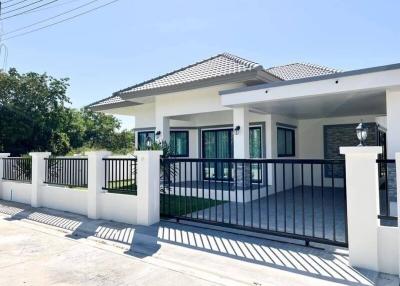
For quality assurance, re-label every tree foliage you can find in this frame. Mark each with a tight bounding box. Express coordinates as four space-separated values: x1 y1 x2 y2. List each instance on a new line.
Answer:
0 68 134 156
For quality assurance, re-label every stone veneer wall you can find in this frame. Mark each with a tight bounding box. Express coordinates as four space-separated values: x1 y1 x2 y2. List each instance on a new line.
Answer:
323 123 378 178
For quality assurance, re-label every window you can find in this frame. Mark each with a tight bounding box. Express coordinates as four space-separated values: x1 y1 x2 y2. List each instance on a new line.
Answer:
277 127 295 157
250 126 262 182
170 131 189 157
249 126 262 158
137 131 155 150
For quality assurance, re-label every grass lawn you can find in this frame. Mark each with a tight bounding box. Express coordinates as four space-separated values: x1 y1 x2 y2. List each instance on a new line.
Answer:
104 180 137 195
104 181 226 217
160 194 226 217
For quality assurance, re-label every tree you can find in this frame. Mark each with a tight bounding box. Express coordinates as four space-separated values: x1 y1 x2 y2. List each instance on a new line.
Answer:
0 68 134 156
0 68 70 155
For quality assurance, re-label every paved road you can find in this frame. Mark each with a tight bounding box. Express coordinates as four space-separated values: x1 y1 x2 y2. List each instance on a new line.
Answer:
0 200 397 286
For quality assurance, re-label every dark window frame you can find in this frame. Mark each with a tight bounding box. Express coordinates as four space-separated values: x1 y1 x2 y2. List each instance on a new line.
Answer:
137 131 155 150
201 128 233 181
170 130 189 157
277 127 295 157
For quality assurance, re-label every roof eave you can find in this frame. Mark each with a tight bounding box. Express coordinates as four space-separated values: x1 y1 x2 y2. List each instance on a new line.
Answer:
87 101 139 112
219 62 400 96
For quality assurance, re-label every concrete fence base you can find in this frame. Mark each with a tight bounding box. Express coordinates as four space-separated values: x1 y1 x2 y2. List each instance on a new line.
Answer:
0 151 163 226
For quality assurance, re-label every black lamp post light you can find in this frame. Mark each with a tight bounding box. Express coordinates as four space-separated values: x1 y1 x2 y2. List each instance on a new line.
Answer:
356 121 368 146
145 136 153 149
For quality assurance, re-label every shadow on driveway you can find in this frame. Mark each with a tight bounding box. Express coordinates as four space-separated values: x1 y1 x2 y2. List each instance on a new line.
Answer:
0 199 396 286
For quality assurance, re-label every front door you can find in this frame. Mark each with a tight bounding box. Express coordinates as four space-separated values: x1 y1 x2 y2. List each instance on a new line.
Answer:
202 129 233 180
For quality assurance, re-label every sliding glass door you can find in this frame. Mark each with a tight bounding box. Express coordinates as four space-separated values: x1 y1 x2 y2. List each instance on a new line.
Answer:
201 127 263 181
202 129 233 180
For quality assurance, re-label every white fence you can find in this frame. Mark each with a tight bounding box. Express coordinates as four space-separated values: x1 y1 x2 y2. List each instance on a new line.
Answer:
0 151 162 226
0 148 400 276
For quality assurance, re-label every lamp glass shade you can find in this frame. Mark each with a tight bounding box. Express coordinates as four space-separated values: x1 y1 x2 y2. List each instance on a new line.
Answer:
145 136 153 148
356 122 368 145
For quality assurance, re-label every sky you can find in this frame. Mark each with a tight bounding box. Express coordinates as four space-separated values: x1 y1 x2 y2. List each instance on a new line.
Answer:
2 0 400 129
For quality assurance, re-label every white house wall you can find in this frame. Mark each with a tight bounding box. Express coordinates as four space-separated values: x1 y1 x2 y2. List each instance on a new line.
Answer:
132 102 156 129
154 83 243 118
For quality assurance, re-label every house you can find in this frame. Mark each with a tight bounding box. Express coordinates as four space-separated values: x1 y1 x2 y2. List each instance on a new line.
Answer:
88 53 400 163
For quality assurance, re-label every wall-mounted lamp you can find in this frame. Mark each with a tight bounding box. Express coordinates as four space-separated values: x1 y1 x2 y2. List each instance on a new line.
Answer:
356 121 368 146
155 130 161 137
234 125 241 135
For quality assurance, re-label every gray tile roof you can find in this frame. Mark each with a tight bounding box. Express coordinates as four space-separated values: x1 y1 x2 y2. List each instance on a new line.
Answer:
88 54 341 109
266 63 341 81
89 53 262 108
91 95 124 106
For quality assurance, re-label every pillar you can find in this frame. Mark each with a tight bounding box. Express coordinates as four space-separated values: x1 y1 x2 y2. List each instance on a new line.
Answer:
134 150 163 225
340 146 382 271
29 152 51 207
386 88 400 159
86 151 111 219
0 153 10 199
233 107 249 159
155 115 170 144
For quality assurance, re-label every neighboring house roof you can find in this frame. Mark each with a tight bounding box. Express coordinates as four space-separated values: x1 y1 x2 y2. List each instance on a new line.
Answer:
87 53 340 110
266 63 340 81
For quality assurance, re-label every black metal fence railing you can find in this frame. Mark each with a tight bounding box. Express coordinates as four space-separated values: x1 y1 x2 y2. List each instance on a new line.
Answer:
376 159 397 226
160 158 348 247
2 157 32 182
44 157 88 188
103 158 137 194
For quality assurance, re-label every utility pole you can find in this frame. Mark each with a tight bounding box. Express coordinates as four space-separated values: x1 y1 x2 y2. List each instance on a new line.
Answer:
0 0 8 72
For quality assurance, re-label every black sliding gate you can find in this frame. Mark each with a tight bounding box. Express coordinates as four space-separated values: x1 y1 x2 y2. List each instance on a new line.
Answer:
160 158 348 247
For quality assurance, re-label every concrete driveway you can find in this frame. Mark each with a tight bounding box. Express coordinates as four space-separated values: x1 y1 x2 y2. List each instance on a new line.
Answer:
0 200 397 286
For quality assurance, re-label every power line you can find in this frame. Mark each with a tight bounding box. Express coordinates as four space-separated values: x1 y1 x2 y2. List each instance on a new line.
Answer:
3 0 120 40
23 0 83 15
4 0 102 35
3 0 30 10
2 0 47 14
1 0 59 20
1 0 20 4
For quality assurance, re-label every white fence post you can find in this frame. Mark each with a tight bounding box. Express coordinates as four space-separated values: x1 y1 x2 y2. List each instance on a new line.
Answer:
29 152 51 207
134 150 163 226
340 146 382 271
86 151 111 219
0 153 11 199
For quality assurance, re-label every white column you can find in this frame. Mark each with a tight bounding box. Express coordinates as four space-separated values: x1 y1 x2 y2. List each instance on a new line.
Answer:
0 153 10 199
340 146 382 271
233 107 249 159
396 153 400 276
386 88 400 158
29 152 51 207
86 151 111 219
155 115 170 144
134 150 163 226
265 114 273 159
